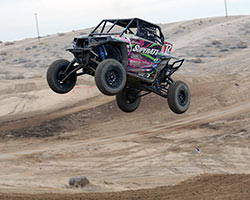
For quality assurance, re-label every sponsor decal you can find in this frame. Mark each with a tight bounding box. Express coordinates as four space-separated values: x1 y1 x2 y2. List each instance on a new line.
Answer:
132 44 159 56
111 36 129 43
154 58 161 63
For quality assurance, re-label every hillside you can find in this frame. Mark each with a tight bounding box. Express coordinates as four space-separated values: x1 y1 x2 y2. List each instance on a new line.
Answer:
0 15 250 199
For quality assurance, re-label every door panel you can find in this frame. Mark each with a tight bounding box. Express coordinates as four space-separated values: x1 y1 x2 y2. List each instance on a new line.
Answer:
127 38 162 73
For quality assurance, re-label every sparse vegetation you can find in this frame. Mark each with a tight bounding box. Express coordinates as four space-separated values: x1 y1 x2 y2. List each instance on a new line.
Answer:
0 52 7 56
237 41 248 49
13 58 31 64
0 73 25 80
220 48 229 52
4 41 15 46
173 29 184 35
23 63 37 68
58 33 65 36
189 58 202 63
211 40 221 45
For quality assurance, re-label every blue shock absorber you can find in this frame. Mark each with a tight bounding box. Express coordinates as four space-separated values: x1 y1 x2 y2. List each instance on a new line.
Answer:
98 45 107 61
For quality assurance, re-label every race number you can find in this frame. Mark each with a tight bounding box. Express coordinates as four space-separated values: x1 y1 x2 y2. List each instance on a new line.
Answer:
164 42 173 53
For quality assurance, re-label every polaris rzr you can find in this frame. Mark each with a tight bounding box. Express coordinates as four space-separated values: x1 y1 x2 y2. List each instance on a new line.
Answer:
47 18 190 113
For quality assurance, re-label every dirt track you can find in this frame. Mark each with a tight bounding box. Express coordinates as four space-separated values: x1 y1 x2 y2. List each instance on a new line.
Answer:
1 174 250 200
0 16 250 199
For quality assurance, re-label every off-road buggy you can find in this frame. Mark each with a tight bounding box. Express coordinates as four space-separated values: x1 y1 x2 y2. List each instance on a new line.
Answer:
47 18 190 113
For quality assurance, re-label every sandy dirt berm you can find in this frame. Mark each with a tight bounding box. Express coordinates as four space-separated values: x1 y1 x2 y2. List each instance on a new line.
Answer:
0 15 250 199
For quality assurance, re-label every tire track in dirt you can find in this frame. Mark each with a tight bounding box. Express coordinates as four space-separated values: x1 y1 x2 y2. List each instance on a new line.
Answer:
18 91 38 114
0 94 113 132
7 94 28 115
2 101 250 160
7 92 37 115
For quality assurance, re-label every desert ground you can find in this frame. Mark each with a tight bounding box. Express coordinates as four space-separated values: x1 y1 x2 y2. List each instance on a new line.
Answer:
0 15 250 199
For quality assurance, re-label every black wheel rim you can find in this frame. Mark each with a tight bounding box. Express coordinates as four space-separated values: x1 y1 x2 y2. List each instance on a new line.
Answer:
57 67 74 88
124 88 139 104
57 70 66 84
178 87 188 106
105 67 122 89
126 93 137 104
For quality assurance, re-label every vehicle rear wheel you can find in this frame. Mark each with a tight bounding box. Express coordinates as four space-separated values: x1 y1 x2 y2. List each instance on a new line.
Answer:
167 81 190 114
95 59 127 95
116 87 141 112
46 59 77 94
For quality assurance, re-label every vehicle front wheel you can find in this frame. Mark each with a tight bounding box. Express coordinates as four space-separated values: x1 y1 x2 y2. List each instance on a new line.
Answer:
46 59 77 94
116 87 141 112
95 59 127 95
167 81 190 114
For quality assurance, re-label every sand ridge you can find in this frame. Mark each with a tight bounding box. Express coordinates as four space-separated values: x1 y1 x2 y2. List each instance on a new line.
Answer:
0 15 250 199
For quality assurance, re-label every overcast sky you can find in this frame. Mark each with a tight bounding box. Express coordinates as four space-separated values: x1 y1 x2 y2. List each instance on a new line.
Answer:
0 0 249 42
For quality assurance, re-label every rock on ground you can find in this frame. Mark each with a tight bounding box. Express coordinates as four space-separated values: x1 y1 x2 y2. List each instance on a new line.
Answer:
69 176 90 188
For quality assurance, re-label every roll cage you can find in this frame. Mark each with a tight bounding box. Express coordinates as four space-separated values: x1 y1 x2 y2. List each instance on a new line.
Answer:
89 18 165 44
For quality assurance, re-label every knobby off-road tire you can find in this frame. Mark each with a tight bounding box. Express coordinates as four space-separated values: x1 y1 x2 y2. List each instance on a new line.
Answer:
47 59 77 94
95 59 127 95
167 81 190 114
116 88 141 112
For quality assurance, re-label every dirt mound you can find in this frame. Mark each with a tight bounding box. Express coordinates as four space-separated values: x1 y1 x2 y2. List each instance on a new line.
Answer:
1 15 250 198
0 174 249 200
0 96 116 139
